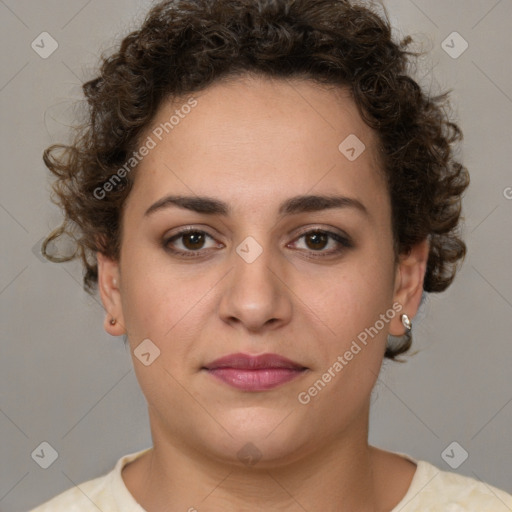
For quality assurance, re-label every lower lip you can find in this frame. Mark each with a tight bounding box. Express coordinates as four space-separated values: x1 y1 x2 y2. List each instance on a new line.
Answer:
206 368 306 391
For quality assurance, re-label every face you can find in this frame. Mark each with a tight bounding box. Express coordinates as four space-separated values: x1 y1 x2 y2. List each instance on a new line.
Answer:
98 75 428 467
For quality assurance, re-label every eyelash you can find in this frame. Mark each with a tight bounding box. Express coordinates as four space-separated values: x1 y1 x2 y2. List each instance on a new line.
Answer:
162 227 353 259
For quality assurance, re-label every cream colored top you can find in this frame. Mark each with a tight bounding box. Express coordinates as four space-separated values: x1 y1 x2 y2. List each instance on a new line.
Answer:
29 448 512 511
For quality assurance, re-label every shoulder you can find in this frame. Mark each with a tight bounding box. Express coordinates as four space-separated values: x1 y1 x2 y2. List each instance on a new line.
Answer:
393 455 512 512
28 448 151 512
28 473 113 512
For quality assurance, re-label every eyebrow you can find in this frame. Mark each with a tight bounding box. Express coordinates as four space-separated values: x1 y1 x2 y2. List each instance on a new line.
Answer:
144 194 368 218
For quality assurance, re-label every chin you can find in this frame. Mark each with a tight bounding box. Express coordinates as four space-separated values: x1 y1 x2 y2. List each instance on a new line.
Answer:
197 407 315 468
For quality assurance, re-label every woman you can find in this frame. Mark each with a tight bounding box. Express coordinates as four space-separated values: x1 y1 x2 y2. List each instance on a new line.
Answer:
30 0 511 510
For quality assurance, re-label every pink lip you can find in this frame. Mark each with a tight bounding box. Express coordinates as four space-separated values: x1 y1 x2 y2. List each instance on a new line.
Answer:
203 353 307 391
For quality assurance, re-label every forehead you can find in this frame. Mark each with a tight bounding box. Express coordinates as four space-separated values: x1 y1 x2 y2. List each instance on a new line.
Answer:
127 75 387 219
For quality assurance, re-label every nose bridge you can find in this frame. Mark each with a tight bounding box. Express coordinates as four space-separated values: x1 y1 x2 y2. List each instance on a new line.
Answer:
234 233 277 289
218 230 292 331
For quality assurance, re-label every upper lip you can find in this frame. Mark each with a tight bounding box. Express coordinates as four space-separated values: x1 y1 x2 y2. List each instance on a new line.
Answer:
203 353 306 370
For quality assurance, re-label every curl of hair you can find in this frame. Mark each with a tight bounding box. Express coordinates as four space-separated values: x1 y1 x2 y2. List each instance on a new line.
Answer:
42 0 469 359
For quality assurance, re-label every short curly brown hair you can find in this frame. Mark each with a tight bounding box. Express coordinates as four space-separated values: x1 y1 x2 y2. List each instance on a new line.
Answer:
42 0 469 359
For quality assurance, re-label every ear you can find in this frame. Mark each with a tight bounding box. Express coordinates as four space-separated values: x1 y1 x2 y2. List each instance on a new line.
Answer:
390 238 429 335
97 252 126 336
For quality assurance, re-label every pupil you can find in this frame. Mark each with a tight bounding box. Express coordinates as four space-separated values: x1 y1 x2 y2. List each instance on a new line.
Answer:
185 232 204 250
307 232 327 250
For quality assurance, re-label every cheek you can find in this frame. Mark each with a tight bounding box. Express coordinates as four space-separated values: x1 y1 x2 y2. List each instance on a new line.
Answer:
299 289 391 422
305 245 395 387
119 243 174 340
320 253 395 337
322 288 389 376
118 243 211 366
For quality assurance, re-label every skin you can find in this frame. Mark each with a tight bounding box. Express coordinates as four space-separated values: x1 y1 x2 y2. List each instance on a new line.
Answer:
97 74 429 511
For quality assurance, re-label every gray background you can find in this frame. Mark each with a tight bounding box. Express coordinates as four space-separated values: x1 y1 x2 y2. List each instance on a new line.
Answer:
1 1 511 510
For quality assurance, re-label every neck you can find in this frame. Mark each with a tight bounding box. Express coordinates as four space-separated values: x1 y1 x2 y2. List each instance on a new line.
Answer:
121 403 411 512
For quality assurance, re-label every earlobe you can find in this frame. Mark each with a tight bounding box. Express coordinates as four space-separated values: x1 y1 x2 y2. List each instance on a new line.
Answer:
391 239 429 334
102 313 126 336
97 252 126 336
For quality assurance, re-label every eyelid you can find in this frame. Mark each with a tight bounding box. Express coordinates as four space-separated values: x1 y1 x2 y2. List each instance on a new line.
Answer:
291 225 352 242
163 225 223 243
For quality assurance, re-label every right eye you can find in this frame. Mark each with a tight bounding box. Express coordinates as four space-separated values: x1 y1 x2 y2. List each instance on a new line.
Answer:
163 228 223 258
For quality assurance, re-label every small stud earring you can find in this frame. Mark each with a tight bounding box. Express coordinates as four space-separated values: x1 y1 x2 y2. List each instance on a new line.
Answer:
386 313 412 354
110 318 116 326
401 314 411 331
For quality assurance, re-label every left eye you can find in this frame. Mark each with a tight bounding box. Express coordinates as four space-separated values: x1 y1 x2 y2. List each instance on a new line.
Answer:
163 228 352 258
290 230 352 254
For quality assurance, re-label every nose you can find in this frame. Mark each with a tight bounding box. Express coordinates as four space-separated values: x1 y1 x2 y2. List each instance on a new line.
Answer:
218 239 293 333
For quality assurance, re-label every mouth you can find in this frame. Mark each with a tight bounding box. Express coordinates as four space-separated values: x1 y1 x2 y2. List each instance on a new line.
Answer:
202 353 308 391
